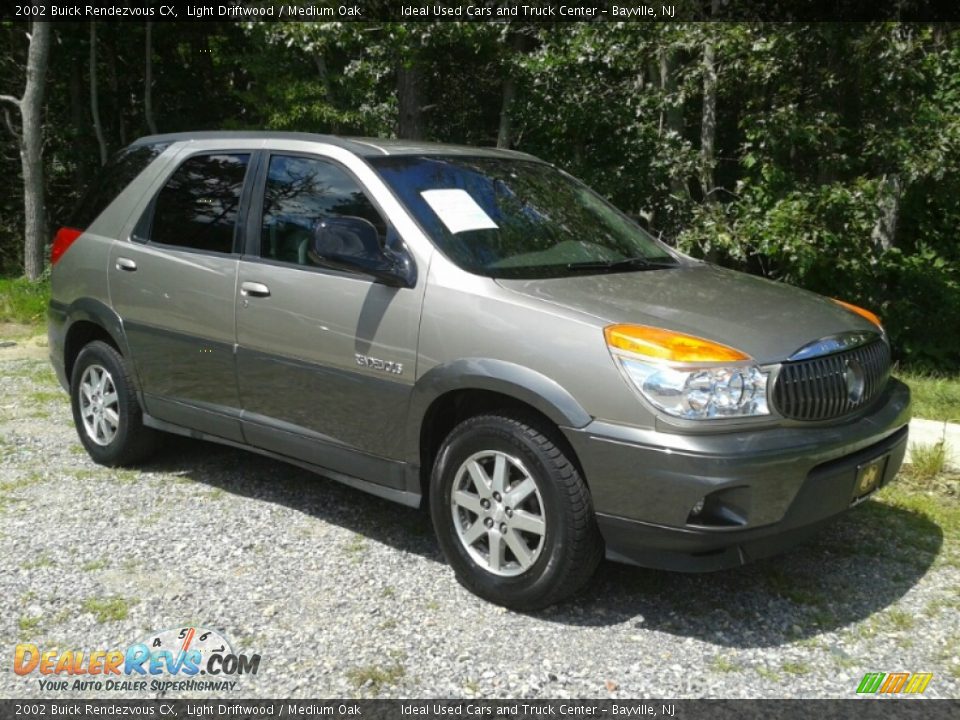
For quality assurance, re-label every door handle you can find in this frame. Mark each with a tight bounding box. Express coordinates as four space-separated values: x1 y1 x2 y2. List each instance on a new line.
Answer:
240 281 271 298
115 257 137 272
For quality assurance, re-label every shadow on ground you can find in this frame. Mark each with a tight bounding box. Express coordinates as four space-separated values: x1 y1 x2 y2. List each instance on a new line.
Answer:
141 434 944 650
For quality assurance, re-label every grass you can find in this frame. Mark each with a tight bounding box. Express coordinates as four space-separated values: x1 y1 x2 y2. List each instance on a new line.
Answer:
7 361 58 386
21 553 54 570
901 372 960 422
27 389 63 405
18 616 42 636
81 558 108 572
910 441 948 480
81 596 133 623
884 608 916 631
710 655 740 673
0 471 45 494
756 667 781 682
345 663 405 693
781 661 812 675
898 371 960 423
874 470 960 562
345 534 367 559
0 276 49 325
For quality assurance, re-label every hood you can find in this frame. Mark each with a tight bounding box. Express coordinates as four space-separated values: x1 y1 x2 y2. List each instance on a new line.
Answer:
496 263 880 364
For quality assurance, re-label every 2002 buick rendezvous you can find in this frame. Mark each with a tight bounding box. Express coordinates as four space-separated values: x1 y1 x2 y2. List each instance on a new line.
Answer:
48 132 911 609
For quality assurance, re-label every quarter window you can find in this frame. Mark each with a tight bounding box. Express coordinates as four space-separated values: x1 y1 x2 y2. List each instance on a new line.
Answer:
70 142 169 229
260 155 386 267
141 153 250 254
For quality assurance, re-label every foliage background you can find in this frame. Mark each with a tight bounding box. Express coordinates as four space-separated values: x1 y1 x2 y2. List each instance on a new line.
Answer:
1 19 958 370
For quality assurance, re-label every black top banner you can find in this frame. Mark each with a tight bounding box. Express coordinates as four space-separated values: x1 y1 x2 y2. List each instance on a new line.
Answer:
2 0 960 23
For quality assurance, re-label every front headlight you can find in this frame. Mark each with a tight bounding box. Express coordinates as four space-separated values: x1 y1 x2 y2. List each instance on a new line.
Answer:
605 324 770 420
619 359 769 419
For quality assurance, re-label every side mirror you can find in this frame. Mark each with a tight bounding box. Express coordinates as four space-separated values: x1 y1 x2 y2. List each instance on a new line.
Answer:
309 217 415 288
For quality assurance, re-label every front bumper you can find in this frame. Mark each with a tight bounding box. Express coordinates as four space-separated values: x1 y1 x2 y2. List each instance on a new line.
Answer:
563 378 911 572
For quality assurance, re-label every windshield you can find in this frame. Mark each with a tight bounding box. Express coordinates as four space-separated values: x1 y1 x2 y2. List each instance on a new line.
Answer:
368 155 678 279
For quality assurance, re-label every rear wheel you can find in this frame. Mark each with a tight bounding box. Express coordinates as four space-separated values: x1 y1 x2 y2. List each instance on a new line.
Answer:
430 413 602 610
70 341 157 466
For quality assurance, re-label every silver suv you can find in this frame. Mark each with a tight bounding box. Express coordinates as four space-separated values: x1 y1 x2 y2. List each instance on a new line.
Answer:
48 132 911 609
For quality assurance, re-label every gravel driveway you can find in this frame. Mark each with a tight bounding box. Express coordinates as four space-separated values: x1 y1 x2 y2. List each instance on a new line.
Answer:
2 353 959 699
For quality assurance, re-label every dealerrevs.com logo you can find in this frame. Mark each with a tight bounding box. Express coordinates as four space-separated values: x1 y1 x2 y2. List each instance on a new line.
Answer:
14 626 261 692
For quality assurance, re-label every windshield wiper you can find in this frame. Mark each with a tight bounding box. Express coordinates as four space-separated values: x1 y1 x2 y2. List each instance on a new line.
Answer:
565 256 678 272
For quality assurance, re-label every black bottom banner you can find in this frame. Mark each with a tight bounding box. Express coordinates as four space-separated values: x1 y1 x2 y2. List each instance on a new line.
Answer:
1 699 958 720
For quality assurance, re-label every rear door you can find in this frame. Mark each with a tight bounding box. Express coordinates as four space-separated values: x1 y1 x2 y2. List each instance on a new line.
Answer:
234 150 425 488
109 149 257 441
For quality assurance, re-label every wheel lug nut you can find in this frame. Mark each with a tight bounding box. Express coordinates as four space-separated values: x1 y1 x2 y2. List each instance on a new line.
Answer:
505 508 513 517
480 499 490 509
484 518 494 528
493 492 501 502
500 523 507 533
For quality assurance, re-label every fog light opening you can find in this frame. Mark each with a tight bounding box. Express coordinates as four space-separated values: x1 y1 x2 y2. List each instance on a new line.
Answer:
685 488 750 527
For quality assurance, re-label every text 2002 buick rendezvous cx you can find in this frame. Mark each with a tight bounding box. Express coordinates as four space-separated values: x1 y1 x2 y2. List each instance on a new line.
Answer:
48 132 910 609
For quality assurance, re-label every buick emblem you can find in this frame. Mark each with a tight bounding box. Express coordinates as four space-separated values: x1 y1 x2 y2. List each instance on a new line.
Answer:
858 464 880 493
844 359 866 403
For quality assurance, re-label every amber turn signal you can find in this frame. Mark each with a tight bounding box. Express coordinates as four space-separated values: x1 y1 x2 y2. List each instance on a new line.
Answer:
604 324 751 363
831 298 882 329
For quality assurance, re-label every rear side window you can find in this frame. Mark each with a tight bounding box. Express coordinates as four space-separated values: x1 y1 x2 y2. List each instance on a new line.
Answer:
260 154 386 266
140 153 250 254
70 143 169 229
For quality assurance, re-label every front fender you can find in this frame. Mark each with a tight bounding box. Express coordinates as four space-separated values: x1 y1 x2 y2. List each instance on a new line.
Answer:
405 358 593 467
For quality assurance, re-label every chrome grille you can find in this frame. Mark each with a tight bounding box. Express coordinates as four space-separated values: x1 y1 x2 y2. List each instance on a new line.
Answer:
772 340 890 421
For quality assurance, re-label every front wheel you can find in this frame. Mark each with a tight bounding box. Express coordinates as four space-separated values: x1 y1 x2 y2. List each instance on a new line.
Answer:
430 414 602 610
70 340 157 467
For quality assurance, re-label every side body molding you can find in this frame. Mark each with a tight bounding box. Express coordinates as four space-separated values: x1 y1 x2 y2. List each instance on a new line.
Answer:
405 358 594 468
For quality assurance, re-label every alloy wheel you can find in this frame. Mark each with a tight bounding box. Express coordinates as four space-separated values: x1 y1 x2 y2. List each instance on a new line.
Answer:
450 450 547 577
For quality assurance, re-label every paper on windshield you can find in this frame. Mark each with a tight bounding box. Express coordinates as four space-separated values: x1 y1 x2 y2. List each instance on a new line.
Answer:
421 189 499 234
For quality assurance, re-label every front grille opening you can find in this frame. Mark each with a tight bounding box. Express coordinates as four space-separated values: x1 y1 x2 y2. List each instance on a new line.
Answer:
773 340 890 422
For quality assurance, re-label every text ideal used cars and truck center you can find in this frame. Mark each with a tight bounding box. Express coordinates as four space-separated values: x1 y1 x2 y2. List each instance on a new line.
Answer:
46 132 910 609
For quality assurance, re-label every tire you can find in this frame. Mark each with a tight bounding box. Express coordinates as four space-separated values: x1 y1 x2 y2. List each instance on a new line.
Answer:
70 340 158 467
430 413 603 611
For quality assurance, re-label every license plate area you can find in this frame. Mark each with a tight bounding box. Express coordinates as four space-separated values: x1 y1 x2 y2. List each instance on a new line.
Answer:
851 455 889 505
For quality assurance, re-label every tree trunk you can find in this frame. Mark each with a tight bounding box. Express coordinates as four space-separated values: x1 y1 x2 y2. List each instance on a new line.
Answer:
21 22 52 280
90 22 107 166
497 76 517 149
658 46 686 200
497 30 524 149
144 22 158 134
68 59 90 186
313 52 338 133
699 26 718 201
106 32 125 146
871 173 902 254
396 64 425 140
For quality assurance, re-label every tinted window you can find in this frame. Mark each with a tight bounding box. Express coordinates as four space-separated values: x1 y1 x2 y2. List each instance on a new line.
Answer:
143 153 250 254
260 155 385 267
70 143 169 228
370 155 677 279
